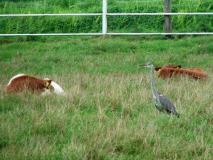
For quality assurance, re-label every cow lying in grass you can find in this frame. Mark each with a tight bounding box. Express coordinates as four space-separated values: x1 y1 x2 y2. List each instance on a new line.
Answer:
155 65 208 80
5 74 65 95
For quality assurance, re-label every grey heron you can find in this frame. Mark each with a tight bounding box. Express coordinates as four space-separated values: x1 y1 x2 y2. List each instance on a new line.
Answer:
144 63 180 117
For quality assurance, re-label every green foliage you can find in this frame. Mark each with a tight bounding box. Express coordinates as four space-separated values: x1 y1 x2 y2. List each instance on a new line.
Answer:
0 0 212 35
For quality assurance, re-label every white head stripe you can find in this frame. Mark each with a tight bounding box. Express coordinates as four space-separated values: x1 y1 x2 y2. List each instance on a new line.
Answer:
50 81 65 95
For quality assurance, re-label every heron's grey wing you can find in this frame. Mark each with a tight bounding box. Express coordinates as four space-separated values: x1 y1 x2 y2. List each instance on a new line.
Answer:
158 94 178 115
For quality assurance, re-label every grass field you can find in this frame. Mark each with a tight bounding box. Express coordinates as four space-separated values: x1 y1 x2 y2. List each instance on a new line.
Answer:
0 36 213 159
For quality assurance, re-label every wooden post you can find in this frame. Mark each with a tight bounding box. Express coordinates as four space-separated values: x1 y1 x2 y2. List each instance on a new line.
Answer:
164 0 172 37
102 0 107 35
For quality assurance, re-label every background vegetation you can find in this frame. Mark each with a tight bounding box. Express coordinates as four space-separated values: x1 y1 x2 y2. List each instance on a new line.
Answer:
0 0 213 35
0 36 213 159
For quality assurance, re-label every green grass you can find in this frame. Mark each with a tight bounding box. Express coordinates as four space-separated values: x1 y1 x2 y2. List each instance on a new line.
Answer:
0 0 213 35
0 36 213 159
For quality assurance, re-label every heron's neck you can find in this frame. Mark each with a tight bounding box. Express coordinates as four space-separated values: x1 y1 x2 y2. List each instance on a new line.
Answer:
149 66 158 99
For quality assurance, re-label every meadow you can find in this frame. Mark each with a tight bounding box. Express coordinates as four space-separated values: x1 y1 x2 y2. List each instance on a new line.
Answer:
1 0 213 159
0 36 213 159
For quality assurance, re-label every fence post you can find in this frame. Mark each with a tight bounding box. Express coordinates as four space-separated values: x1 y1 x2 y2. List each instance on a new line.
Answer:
102 0 107 35
164 0 172 37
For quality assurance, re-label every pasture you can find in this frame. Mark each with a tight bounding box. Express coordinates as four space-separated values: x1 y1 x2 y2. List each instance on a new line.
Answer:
0 36 213 159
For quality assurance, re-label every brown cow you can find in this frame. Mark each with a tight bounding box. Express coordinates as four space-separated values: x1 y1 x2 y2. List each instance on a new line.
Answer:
155 65 208 80
5 74 52 94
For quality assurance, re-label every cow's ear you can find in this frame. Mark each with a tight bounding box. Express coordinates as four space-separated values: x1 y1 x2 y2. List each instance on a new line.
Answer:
177 65 182 68
45 80 52 89
155 67 161 71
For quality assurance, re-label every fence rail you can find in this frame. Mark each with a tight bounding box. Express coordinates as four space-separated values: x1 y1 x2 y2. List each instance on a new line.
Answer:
1 12 213 17
0 0 213 37
107 12 213 16
0 13 102 17
1 32 213 37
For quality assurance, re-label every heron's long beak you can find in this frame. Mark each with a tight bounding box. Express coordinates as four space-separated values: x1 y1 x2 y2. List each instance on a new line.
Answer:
139 64 148 67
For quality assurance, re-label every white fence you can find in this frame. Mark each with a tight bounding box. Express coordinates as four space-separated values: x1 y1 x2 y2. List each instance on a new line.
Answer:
0 0 213 37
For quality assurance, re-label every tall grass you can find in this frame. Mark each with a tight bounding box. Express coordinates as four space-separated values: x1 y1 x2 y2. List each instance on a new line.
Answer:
0 0 212 35
1 73 213 159
0 35 213 159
